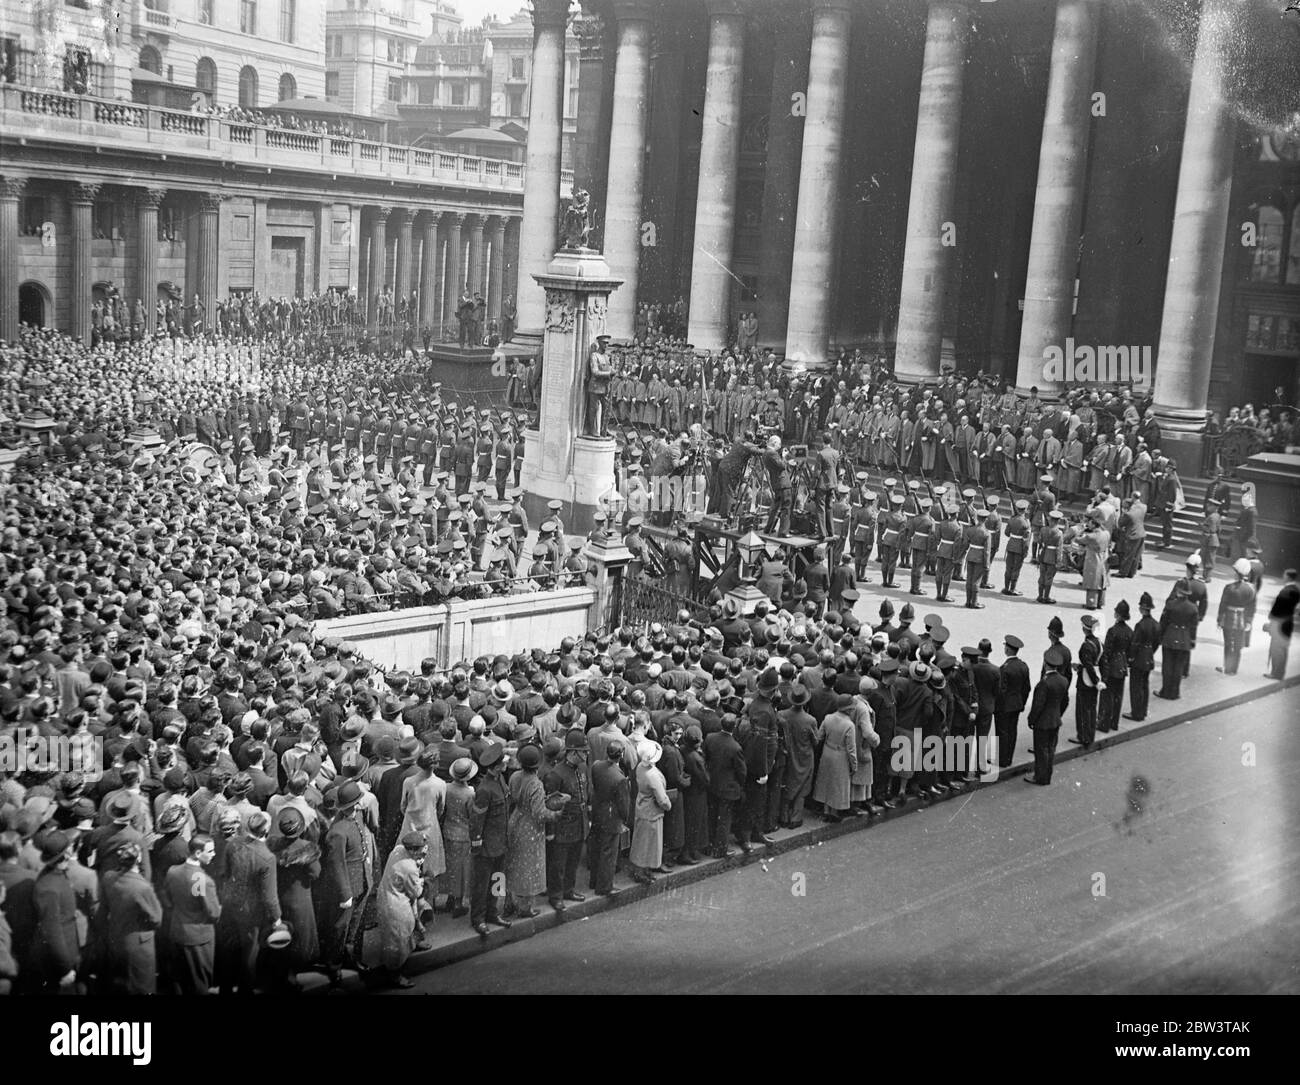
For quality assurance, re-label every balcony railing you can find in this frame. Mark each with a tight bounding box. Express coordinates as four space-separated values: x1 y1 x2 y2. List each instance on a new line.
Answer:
1 86 573 196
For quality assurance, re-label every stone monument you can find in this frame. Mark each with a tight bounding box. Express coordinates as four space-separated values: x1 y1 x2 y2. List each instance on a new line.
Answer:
519 194 625 536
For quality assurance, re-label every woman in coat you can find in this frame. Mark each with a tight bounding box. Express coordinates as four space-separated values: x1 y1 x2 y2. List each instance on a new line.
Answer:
504 744 564 918
848 685 882 811
1081 511 1112 610
376 832 427 989
269 808 321 987
439 757 476 918
629 741 672 883
812 697 858 821
398 750 447 903
679 725 711 863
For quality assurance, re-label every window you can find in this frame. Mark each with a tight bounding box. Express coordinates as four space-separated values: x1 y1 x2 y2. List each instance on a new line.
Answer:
279 0 295 42
1250 206 1284 283
387 37 402 63
416 81 432 104
93 198 121 240
198 0 213 24
386 76 401 102
238 65 258 107
509 55 524 79
450 81 464 106
137 45 161 76
1 38 19 85
278 72 296 100
325 71 339 97
240 0 257 35
195 57 216 97
507 87 523 117
64 45 92 93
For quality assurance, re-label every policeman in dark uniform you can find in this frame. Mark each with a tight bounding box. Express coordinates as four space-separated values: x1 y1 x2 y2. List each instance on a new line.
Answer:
908 498 934 596
1002 499 1030 596
878 493 905 588
1037 508 1064 604
963 511 991 609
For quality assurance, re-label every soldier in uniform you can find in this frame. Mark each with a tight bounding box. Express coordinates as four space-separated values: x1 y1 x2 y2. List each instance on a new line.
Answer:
899 481 921 569
850 484 877 583
625 516 646 576
663 523 694 598
908 498 934 596
878 493 906 588
1037 508 1064 604
1216 559 1257 676
963 512 991 609
828 483 852 567
994 634 1030 768
1028 474 1056 562
933 507 962 603
468 744 512 937
420 415 441 486
1199 499 1221 582
953 487 977 582
452 429 475 497
1001 499 1031 596
981 496 1002 588
493 432 514 500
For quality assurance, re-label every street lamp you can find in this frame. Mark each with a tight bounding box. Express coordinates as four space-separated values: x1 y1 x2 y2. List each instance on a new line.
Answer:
737 529 765 583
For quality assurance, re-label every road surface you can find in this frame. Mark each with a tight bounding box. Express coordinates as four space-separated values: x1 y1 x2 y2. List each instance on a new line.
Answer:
398 692 1300 995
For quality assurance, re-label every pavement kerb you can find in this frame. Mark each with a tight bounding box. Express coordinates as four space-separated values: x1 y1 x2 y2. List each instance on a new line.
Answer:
312 672 1299 991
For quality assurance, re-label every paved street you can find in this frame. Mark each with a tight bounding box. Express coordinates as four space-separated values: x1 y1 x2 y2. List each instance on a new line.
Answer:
398 694 1300 995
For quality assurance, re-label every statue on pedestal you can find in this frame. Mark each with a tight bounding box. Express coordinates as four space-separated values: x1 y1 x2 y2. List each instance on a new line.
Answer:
584 335 613 437
559 189 593 251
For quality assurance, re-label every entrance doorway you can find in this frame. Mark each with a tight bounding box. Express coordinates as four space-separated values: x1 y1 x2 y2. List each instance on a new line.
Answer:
19 282 48 327
269 236 305 299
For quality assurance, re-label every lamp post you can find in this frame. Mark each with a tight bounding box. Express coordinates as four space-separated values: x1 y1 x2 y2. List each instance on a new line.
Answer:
727 529 771 617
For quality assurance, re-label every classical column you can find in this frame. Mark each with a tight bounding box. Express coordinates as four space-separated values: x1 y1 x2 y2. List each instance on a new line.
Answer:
894 0 971 382
420 212 439 329
510 0 570 348
1013 0 1099 396
0 177 24 343
687 0 748 352
756 2 809 352
784 0 852 366
135 188 166 334
443 212 465 330
488 214 507 322
368 205 390 324
1151 0 1237 470
468 213 485 298
395 207 415 310
195 193 222 333
69 182 100 343
603 0 654 341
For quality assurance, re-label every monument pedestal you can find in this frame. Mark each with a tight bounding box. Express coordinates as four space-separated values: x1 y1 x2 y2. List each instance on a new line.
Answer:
725 582 770 618
520 247 624 539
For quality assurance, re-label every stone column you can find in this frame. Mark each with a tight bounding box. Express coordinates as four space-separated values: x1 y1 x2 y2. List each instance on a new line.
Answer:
395 207 415 310
135 188 167 334
510 0 570 350
756 3 809 352
687 0 748 352
784 0 852 366
894 1 971 383
443 212 465 331
420 212 439 329
603 0 654 342
367 206 390 324
0 177 24 343
1013 0 1099 396
488 214 507 323
70 182 100 343
1151 0 1237 473
195 193 222 333
468 213 485 298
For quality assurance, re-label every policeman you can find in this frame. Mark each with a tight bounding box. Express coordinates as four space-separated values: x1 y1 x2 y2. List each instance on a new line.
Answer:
1002 499 1031 596
851 486 877 582
909 497 934 596
1216 558 1257 675
933 511 962 603
878 492 906 588
1037 508 1064 604
964 510 991 609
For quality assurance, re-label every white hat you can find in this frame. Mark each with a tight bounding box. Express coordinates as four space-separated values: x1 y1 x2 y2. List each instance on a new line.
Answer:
640 741 663 766
1233 558 1251 576
1185 553 1202 567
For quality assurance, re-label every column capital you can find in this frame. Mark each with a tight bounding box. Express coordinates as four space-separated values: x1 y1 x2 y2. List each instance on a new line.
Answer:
70 182 101 204
135 187 167 210
0 176 25 201
449 211 468 227
489 214 508 236
469 213 487 233
371 205 393 223
530 0 571 30
197 192 224 213
396 207 416 227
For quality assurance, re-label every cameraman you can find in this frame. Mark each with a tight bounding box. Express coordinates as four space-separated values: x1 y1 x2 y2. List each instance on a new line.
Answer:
763 436 793 537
